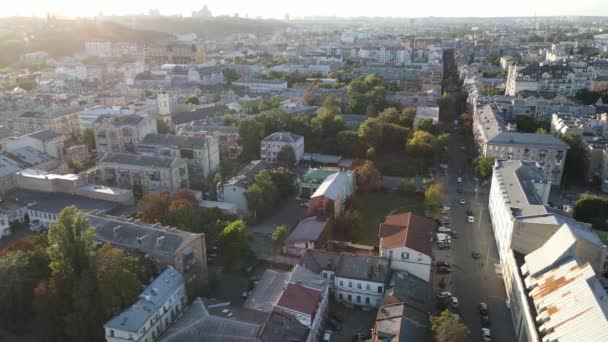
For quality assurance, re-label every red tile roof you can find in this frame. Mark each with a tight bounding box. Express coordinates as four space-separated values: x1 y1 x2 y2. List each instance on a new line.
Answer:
276 283 322 317
379 212 433 256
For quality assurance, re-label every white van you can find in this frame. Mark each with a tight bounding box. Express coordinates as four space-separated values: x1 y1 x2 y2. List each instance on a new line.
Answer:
468 215 475 223
438 226 452 233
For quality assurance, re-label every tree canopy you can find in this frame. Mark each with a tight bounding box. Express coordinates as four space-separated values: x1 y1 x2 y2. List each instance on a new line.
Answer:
573 194 608 230
474 157 495 179
217 220 254 269
431 309 471 342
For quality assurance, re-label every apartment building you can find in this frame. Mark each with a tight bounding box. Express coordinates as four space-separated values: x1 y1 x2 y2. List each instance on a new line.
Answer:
474 105 569 184
95 153 189 194
217 160 269 216
260 132 304 165
94 114 158 154
176 121 241 161
144 42 196 66
104 267 187 342
505 63 595 97
232 79 288 92
138 133 220 178
3 111 79 141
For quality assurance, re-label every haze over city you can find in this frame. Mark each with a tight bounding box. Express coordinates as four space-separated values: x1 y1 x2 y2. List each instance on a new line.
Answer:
1 0 607 18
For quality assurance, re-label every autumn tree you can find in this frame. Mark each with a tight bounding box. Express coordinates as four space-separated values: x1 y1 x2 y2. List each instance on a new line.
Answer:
137 192 171 223
406 130 438 155
424 184 444 219
301 91 316 105
353 160 383 192
459 113 473 134
358 118 383 149
431 309 471 342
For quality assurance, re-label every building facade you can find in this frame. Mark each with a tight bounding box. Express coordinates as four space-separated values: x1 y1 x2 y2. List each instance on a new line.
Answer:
94 114 158 154
260 132 304 165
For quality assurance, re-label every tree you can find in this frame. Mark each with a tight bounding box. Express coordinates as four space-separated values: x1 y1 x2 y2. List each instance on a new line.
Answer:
277 145 296 168
172 189 197 207
424 184 444 219
238 119 263 161
459 113 473 134
415 118 436 134
95 244 144 318
156 118 171 134
322 95 341 113
473 157 495 179
223 68 239 85
137 192 170 223
271 167 296 199
406 130 438 155
353 160 383 192
332 209 363 241
573 194 608 230
431 309 471 342
515 115 544 133
272 225 289 245
311 106 345 140
80 127 96 150
366 147 376 159
378 107 400 124
400 108 416 128
337 130 365 158
358 118 383 149
47 206 96 279
217 220 254 269
245 171 278 219
535 127 548 134
382 123 410 152
437 133 450 151
185 96 200 105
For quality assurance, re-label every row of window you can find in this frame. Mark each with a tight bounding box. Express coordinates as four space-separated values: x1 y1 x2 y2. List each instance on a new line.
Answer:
338 293 373 305
337 279 383 293
30 211 57 221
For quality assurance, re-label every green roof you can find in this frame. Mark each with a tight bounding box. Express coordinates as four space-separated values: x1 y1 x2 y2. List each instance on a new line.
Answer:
302 168 335 183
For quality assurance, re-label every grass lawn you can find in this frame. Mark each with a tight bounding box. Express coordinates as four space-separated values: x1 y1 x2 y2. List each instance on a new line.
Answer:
353 191 425 246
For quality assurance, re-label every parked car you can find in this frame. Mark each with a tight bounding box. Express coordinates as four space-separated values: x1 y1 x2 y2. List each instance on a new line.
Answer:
472 251 480 259
438 226 452 233
438 243 451 250
460 146 466 152
482 328 492 341
479 302 488 315
441 206 450 211
353 330 372 340
323 330 334 342
457 177 463 183
466 209 473 215
450 231 458 238
481 314 491 327
437 266 452 274
467 215 475 223
459 199 466 205
327 318 342 331
451 297 459 308
437 291 452 299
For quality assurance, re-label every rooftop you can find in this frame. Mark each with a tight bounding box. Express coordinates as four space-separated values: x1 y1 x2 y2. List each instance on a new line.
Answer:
285 217 328 244
99 152 177 169
258 311 309 342
27 191 118 215
243 269 289 313
93 114 144 126
262 131 303 143
24 129 63 142
276 283 322 317
160 298 260 342
105 266 184 333
335 253 389 283
373 302 428 342
488 131 571 149
310 171 354 200
141 133 210 149
380 212 433 256
6 146 55 166
223 160 269 188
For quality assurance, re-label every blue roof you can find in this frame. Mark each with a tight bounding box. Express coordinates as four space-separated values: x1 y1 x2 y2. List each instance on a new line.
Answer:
104 266 184 333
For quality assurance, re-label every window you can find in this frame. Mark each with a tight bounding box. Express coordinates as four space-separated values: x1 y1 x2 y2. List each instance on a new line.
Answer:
338 293 343 300
347 294 352 301
365 297 370 304
377 286 383 293
401 252 409 259
339 280 343 287
357 283 362 289
388 250 393 258
322 273 328 279
348 281 352 288
366 284 371 291
330 274 334 281
356 296 361 303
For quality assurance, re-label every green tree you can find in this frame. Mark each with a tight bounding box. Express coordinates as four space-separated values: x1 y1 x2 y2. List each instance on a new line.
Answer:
95 244 144 318
473 157 495 179
80 127 96 150
277 145 296 168
47 206 96 279
437 133 451 151
406 130 438 155
245 171 278 219
238 119 263 161
332 209 363 241
272 225 289 245
382 123 410 152
337 130 365 158
536 127 548 134
311 106 345 140
400 108 416 128
415 118 436 133
217 220 254 269
185 96 200 105
431 309 471 342
573 194 608 230
358 118 383 149
322 95 341 113
271 167 295 199
378 107 400 124
223 68 239 85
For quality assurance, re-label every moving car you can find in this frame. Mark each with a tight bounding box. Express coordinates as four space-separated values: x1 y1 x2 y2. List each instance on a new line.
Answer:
457 169 463 175
441 206 451 211
459 199 466 205
457 177 463 183
438 226 452 233
482 328 492 341
479 302 488 315
438 243 451 250
323 330 333 342
468 215 475 223
451 297 459 308
437 291 451 299
460 146 466 152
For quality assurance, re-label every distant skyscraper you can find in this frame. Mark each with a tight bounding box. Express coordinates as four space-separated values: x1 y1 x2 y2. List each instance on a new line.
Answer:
192 5 212 18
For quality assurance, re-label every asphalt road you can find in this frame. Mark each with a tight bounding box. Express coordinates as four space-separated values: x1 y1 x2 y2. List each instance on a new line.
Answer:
436 128 516 342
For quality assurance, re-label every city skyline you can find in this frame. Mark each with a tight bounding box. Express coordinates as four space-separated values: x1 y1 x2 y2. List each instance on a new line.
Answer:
1 0 607 19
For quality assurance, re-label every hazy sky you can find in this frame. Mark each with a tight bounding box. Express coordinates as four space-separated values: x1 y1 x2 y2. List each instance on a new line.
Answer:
1 0 606 18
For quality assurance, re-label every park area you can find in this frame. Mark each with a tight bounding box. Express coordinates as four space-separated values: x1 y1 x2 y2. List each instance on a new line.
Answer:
352 191 425 245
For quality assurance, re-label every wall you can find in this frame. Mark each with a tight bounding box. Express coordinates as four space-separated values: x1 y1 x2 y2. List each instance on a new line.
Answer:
503 251 538 342
380 246 431 282
221 184 248 216
333 276 384 308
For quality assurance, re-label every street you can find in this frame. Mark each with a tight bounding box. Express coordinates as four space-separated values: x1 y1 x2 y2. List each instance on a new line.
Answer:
436 127 515 342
